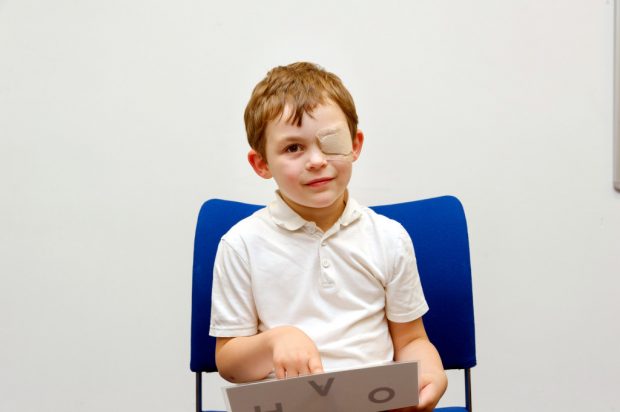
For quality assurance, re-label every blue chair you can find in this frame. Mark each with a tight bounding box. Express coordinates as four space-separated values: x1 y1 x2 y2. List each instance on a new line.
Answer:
191 196 476 412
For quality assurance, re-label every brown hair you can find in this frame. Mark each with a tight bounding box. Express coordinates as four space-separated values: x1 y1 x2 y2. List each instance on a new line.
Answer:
244 62 358 160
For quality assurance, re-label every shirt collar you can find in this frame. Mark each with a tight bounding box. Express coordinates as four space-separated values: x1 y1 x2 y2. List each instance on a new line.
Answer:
267 191 363 232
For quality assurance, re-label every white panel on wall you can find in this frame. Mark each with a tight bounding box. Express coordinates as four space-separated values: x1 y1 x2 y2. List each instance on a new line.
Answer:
616 0 620 191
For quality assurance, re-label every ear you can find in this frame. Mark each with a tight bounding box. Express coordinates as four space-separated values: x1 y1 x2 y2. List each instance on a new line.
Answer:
351 129 364 162
248 149 272 179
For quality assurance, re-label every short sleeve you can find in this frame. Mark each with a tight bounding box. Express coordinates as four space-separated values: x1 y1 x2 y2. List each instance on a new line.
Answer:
209 238 258 337
385 226 429 323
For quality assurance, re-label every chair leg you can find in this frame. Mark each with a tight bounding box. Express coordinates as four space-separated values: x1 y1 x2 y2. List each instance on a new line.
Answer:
196 372 203 412
464 368 472 412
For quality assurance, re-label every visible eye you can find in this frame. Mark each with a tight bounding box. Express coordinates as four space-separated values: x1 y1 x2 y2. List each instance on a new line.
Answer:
284 143 303 153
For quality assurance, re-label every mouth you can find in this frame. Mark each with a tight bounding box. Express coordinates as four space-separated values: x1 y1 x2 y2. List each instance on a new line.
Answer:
305 177 334 187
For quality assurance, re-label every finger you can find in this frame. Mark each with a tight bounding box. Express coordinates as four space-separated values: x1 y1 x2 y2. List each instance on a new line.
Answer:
275 365 286 380
418 373 432 391
298 360 311 376
285 366 300 378
308 355 324 374
417 383 438 411
284 355 308 378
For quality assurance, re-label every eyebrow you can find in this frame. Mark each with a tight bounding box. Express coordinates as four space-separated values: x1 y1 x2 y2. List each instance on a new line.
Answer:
277 135 309 143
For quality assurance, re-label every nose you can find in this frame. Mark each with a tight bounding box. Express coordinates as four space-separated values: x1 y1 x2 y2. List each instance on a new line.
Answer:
305 145 328 170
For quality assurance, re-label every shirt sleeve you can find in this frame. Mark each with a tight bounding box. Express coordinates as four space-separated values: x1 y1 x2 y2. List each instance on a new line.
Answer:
209 238 258 337
385 226 429 323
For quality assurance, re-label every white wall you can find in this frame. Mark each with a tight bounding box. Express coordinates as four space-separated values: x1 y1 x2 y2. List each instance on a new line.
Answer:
1 1 618 411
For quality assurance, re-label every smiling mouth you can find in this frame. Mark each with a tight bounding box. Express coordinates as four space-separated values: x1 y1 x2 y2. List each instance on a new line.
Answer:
305 177 334 186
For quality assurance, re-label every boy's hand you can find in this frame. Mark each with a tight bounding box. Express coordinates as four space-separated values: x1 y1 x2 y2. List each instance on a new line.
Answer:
388 372 447 412
387 318 448 412
268 325 324 379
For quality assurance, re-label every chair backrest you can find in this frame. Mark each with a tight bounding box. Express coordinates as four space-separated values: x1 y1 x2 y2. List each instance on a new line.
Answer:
372 196 476 370
190 196 476 373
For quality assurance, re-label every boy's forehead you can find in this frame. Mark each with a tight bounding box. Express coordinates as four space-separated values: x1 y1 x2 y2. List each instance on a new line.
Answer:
271 101 347 131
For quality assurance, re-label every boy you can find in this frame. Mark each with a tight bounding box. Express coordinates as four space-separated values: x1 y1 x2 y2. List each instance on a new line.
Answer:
209 62 447 411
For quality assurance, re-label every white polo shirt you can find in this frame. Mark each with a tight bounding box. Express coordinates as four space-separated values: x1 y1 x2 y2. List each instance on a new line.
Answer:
209 193 428 371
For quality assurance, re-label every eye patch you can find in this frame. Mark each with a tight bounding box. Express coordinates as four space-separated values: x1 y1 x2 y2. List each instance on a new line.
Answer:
316 125 353 161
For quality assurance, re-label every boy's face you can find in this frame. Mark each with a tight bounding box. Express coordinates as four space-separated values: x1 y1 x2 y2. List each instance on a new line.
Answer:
248 101 363 218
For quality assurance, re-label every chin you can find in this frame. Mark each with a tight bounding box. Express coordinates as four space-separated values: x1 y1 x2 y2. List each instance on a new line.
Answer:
308 196 343 209
283 189 345 210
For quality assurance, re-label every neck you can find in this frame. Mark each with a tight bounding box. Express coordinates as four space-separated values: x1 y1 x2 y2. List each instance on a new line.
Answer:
280 191 348 232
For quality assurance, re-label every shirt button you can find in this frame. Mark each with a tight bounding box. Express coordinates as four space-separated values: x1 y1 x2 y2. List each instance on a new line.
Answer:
322 259 330 268
321 241 327 247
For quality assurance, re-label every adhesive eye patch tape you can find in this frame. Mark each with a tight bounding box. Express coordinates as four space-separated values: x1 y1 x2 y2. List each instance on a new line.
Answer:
316 124 353 160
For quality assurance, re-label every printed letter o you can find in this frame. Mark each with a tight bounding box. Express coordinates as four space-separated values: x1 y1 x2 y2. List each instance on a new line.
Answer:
368 387 395 404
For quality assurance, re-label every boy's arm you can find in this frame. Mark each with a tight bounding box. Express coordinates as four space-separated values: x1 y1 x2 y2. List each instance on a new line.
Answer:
388 318 448 412
215 326 324 383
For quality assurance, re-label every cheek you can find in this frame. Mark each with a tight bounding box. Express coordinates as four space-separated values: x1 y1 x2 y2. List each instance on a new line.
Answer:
334 162 353 180
274 162 302 183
